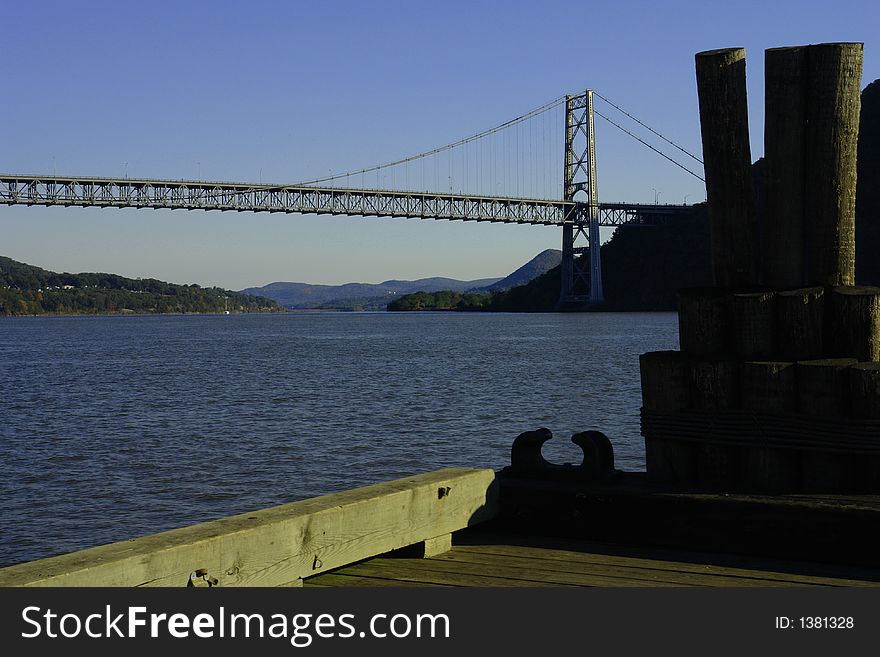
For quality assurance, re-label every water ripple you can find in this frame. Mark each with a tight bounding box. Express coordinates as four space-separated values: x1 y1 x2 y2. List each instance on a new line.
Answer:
0 312 677 566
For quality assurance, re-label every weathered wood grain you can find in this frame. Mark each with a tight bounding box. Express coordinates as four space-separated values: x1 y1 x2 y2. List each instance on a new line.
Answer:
732 290 776 359
0 468 498 587
740 361 800 492
830 286 880 361
775 287 825 360
678 288 732 355
804 43 863 287
695 47 758 288
639 350 695 484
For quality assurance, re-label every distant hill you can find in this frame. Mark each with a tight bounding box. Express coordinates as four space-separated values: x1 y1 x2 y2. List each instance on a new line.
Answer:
241 276 501 311
0 257 281 316
479 249 562 292
387 249 564 311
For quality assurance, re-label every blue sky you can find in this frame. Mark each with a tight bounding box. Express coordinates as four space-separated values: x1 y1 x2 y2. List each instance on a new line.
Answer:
2 0 878 289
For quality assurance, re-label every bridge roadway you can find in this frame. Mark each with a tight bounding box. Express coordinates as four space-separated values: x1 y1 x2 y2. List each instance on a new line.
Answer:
0 174 691 227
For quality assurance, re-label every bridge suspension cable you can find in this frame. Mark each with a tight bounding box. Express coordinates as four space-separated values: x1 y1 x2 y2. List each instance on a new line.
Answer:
593 108 705 182
591 93 706 182
296 94 568 201
592 92 703 165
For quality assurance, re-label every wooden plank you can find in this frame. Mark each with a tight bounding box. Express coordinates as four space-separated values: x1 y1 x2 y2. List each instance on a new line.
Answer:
0 468 498 587
434 548 823 588
303 573 451 588
449 544 878 587
328 558 575 587
457 529 880 585
336 556 680 588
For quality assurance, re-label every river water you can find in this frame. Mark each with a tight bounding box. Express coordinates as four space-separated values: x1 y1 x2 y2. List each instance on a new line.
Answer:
0 311 677 567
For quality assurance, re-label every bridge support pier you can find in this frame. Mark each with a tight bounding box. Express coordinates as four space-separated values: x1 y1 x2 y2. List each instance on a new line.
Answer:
588 213 604 305
558 90 603 308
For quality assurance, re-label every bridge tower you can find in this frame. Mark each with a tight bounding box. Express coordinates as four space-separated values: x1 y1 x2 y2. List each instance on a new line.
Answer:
559 90 603 307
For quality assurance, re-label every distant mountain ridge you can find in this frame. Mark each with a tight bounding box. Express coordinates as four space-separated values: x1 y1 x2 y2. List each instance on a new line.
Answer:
241 249 563 310
240 277 501 310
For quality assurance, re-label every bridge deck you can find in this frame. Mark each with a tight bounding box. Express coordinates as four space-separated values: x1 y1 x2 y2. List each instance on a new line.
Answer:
1 175 691 227
303 527 880 588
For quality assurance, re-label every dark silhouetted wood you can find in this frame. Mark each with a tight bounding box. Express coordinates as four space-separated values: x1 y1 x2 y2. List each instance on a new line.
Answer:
796 358 856 417
740 361 799 492
829 286 880 361
731 291 775 359
689 358 740 489
797 358 857 491
850 362 880 419
639 351 695 485
849 362 880 492
695 48 758 288
763 46 807 288
690 358 740 411
774 287 825 361
740 361 797 413
677 288 731 356
640 351 691 412
804 43 863 286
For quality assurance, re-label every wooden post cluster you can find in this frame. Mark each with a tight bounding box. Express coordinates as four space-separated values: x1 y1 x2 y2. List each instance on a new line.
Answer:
641 43 871 493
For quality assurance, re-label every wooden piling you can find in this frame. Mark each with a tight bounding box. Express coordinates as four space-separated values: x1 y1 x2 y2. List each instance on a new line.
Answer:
803 43 863 287
689 358 740 489
796 358 856 417
695 47 758 289
763 46 807 289
740 361 799 492
774 287 825 361
639 351 695 485
678 288 731 356
850 362 880 419
741 361 797 413
849 362 880 492
731 291 775 359
797 358 857 491
829 286 880 362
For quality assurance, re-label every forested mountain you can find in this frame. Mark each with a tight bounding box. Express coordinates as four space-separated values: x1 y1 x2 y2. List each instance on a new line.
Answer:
0 257 281 316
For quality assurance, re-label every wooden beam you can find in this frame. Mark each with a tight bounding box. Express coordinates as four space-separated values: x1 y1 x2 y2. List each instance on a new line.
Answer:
0 468 498 587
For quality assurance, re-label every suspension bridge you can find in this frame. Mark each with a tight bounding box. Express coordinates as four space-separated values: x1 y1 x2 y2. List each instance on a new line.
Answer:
0 91 703 306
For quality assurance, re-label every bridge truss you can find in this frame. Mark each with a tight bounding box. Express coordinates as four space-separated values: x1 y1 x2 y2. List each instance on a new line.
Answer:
0 175 688 229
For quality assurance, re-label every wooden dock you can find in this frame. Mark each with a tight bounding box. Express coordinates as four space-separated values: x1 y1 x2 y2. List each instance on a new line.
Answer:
3 467 879 588
305 526 880 588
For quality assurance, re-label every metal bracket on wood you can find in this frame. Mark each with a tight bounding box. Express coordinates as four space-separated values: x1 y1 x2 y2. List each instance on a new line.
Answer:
187 568 219 587
508 428 617 481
